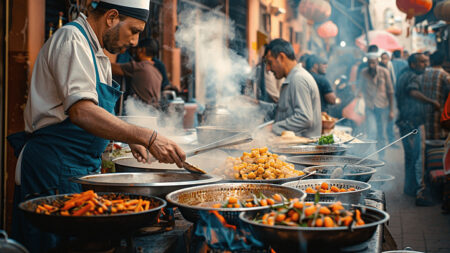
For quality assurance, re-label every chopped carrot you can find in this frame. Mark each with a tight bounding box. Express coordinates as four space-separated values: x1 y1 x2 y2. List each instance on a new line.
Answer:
228 196 238 204
293 201 303 209
260 199 268 206
267 198 275 205
319 206 331 215
330 186 340 192
321 182 329 190
212 203 222 208
324 216 334 227
272 194 282 202
304 206 316 217
275 213 286 222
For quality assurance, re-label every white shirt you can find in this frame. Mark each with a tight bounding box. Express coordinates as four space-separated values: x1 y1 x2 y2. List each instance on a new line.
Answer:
24 13 112 133
17 14 112 185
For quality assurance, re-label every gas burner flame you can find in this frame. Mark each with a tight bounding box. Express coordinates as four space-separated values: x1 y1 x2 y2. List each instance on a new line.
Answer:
194 210 264 251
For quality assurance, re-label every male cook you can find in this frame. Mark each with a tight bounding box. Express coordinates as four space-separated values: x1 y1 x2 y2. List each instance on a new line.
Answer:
8 1 185 251
263 38 322 137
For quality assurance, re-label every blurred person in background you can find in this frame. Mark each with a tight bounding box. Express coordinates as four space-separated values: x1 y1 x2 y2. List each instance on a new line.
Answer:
358 53 394 160
262 39 322 137
441 93 450 213
299 53 311 68
380 52 396 84
251 45 284 103
306 55 336 113
421 51 450 141
356 44 379 81
396 53 438 206
111 38 164 108
403 50 410 60
391 50 408 82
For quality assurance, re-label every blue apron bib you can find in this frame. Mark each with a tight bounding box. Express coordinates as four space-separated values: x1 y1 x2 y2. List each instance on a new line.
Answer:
9 22 122 253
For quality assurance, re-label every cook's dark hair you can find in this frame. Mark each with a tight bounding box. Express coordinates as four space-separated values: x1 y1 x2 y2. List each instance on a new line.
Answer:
430 51 445 66
138 38 159 57
264 39 296 60
392 50 402 58
408 53 423 68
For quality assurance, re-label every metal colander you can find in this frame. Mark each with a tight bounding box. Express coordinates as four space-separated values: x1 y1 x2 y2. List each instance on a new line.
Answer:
282 179 371 204
166 183 306 225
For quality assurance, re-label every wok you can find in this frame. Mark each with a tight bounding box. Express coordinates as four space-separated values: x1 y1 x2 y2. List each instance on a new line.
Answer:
239 203 389 252
303 165 376 182
166 183 306 225
18 192 165 238
287 155 384 170
271 145 347 156
282 179 371 204
72 172 222 199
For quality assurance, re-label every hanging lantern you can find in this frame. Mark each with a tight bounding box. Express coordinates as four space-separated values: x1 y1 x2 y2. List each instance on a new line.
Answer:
299 0 332 24
396 0 433 20
317 21 338 39
434 0 450 22
386 26 402 36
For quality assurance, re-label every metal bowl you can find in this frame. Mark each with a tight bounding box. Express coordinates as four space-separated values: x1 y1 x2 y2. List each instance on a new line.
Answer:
346 139 377 155
303 165 376 182
282 179 371 204
286 155 384 170
72 172 223 199
368 174 395 190
271 145 348 156
19 192 165 238
239 203 389 252
166 183 306 225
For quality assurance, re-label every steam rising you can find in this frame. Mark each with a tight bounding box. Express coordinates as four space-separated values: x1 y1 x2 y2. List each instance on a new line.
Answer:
176 9 252 107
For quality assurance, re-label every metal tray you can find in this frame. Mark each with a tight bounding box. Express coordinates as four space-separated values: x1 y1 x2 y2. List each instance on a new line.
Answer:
166 183 306 225
72 172 223 199
286 155 385 170
303 165 376 182
19 192 165 238
239 203 389 252
271 145 348 155
282 179 371 204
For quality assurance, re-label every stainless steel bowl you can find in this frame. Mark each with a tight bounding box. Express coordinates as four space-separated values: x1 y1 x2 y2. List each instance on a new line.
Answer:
271 145 348 156
303 165 376 182
368 174 395 190
346 139 377 155
282 179 371 204
72 172 223 199
239 203 389 252
166 183 306 225
287 155 385 170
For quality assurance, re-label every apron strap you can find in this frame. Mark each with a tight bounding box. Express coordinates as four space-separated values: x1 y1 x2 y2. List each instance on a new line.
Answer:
65 22 101 84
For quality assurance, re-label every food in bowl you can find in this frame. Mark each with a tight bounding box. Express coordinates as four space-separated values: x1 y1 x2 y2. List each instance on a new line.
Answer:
218 147 305 180
305 182 356 194
213 193 293 208
34 190 159 216
254 201 365 227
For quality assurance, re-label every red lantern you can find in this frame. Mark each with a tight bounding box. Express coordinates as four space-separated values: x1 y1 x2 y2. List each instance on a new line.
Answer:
396 0 433 19
299 0 332 24
317 21 338 39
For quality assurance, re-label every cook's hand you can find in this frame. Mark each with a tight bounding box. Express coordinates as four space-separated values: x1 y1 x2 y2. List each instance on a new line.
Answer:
389 110 394 120
148 134 186 168
130 144 152 163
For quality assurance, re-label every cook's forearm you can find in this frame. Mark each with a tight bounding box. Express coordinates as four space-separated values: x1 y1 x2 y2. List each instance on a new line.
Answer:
68 100 151 147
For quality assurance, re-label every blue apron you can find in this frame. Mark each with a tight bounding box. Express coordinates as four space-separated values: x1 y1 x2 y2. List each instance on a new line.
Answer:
9 22 122 253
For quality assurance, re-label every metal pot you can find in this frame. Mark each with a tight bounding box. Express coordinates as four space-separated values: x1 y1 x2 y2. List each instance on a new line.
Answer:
0 230 29 253
72 172 223 199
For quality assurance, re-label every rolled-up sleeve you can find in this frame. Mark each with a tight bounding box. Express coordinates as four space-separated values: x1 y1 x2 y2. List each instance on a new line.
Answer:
272 80 314 135
49 39 98 113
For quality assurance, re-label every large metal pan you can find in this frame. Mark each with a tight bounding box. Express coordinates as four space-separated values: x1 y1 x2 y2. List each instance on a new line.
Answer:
282 179 371 204
166 183 306 225
287 155 384 170
303 165 376 182
239 203 389 252
19 192 165 239
72 172 223 199
271 145 348 156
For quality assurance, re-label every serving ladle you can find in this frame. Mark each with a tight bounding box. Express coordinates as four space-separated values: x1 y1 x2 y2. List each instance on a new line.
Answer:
330 129 419 179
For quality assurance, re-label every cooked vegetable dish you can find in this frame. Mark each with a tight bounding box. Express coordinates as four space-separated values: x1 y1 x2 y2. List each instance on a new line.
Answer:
34 190 158 216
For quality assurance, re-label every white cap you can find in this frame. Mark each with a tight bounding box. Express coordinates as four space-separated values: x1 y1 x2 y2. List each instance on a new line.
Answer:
97 0 150 21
